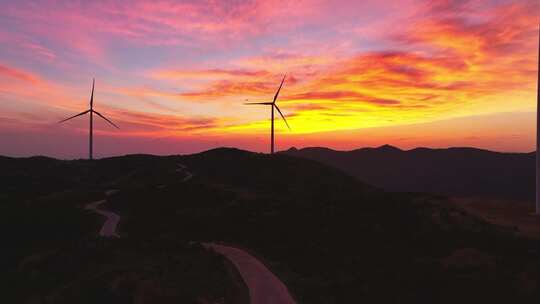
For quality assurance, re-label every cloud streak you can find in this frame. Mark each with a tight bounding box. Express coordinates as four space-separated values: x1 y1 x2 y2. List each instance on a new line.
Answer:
0 64 41 84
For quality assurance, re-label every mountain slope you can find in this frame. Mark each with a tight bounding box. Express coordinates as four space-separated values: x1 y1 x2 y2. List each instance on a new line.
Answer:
103 149 540 303
2 149 540 303
283 145 535 200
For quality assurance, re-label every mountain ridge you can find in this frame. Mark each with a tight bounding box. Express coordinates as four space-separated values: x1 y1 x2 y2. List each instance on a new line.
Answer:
1 144 534 161
286 144 534 155
282 145 535 201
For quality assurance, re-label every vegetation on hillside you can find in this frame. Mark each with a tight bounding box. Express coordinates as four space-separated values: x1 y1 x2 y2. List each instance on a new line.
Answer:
1 149 539 303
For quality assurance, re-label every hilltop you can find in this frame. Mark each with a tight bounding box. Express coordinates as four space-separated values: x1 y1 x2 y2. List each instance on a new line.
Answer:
1 148 540 303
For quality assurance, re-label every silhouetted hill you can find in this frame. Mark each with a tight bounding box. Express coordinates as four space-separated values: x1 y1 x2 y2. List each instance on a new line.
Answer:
282 145 535 200
2 148 539 303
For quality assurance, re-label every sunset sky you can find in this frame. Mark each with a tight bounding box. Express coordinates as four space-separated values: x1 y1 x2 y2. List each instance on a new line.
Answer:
0 0 538 158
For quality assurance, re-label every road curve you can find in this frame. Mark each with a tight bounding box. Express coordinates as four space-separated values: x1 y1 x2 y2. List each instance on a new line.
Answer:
85 199 120 238
85 163 191 239
83 164 294 301
204 243 296 304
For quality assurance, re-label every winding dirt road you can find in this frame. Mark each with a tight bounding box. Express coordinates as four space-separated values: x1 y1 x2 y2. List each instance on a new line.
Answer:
85 163 191 238
85 198 120 238
84 163 295 303
204 243 296 304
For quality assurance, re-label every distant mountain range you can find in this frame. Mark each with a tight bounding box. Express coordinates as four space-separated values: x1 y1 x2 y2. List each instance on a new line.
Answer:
282 145 535 201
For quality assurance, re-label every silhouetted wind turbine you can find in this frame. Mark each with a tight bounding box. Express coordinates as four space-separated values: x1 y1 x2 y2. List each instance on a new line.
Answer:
536 25 540 215
244 75 290 154
59 78 119 160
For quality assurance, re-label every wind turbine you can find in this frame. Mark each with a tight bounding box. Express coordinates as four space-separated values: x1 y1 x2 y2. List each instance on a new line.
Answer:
59 78 119 160
244 75 290 154
536 26 540 215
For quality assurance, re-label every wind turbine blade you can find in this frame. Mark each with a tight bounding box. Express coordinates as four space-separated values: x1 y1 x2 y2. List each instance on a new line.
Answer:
272 75 286 104
90 78 95 108
93 110 119 129
274 104 290 130
58 109 90 123
244 102 273 105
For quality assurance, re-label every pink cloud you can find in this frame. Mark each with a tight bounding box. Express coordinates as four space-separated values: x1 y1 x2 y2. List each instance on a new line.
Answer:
0 64 41 84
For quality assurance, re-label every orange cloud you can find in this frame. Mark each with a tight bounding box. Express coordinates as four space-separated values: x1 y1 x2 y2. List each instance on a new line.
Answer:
111 110 223 134
179 1 538 135
179 76 299 100
180 82 266 99
152 68 270 80
287 91 401 106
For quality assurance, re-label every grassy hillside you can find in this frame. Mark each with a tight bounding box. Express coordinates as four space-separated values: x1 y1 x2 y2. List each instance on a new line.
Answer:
2 148 540 303
0 154 247 304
